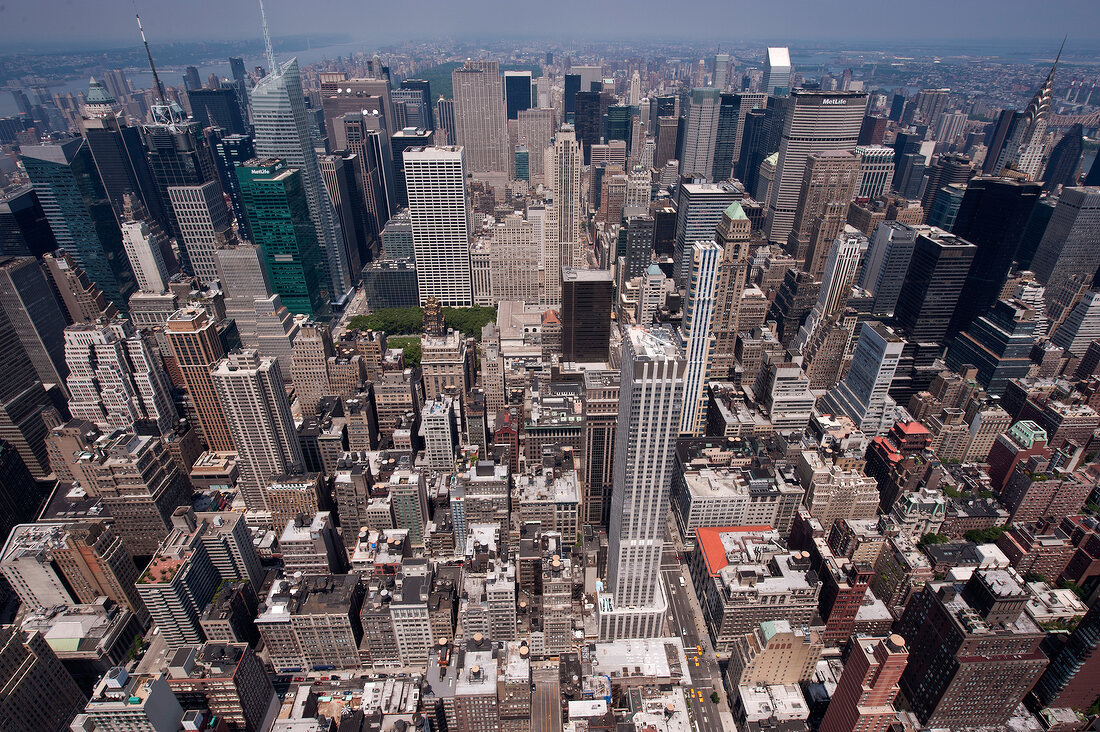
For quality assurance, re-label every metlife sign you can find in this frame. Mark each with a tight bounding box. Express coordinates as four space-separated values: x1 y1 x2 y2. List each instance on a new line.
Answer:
821 98 848 105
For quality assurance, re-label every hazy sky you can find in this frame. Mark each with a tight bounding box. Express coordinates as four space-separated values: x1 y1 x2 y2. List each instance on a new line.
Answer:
1 0 1097 50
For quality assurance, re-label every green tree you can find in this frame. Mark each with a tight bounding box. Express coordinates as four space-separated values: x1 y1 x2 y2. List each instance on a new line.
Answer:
443 306 498 338
348 307 423 334
386 336 422 367
710 692 720 704
964 526 1005 544
918 533 950 546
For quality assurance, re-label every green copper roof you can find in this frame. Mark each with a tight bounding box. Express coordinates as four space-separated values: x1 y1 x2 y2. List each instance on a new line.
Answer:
724 201 747 220
646 262 663 276
85 77 116 105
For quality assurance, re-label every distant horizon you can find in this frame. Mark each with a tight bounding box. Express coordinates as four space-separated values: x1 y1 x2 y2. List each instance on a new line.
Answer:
1 0 1098 54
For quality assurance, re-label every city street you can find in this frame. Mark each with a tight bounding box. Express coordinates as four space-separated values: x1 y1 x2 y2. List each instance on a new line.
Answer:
532 666 563 732
662 545 733 732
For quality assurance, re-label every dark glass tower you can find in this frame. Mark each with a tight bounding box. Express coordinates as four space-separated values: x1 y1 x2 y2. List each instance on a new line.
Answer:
1042 123 1084 192
187 87 248 135
20 138 135 310
400 79 434 129
711 93 740 182
561 268 613 363
210 129 255 242
948 177 1041 336
563 74 581 119
504 71 532 120
945 299 1036 396
0 186 56 258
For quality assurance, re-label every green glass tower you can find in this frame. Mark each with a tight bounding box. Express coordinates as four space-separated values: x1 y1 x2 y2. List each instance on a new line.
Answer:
237 158 327 318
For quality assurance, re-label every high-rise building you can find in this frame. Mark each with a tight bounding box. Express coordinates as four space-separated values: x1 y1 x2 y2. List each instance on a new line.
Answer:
763 47 792 96
820 322 904 435
854 145 895 199
920 152 972 215
0 186 56 258
51 521 149 625
860 221 918 317
600 327 685 640
1030 187 1100 310
452 61 510 175
1032 602 1100 712
167 180 233 288
0 305 56 478
993 52 1059 179
120 219 170 294
561 268 613 363
547 125 582 300
945 300 1035 396
893 231 977 345
79 80 167 235
187 86 248 135
895 571 1047 728
818 635 908 732
0 627 87 732
20 138 136 310
948 177 1041 335
0 256 68 392
765 90 868 245
251 58 351 301
1042 123 1084 192
64 319 177 434
436 96 456 146
679 242 720 435
165 642 274 732
504 71 532 120
673 182 740 286
400 78 434 129
786 150 860 275
404 146 473 306
237 158 327 318
211 350 304 510
165 307 234 452
290 320 334 416
209 130 255 242
709 203 753 380
680 88 721 180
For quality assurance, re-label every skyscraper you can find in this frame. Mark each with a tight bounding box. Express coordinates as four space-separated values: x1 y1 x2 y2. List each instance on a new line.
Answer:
787 150 860 275
819 635 908 732
64 319 177 435
993 49 1060 179
945 299 1035 396
400 78 434 129
504 71 532 120
550 125 582 297
0 186 56 258
893 231 977 345
948 177 1041 335
820 322 904 436
168 180 234 288
237 158 327 318
187 87 248 135
251 57 351 301
860 221 918 317
854 145 895 199
452 61 510 175
561 268 613 364
600 326 685 640
765 90 868 245
1042 124 1084 192
679 242 720 435
209 130 255 242
680 88 721 180
673 182 740 286
211 350 304 510
120 219 170 294
20 138 136 310
763 47 792 96
0 256 68 392
403 146 473 306
165 307 234 452
0 627 87 732
1030 187 1100 310
709 202 753 380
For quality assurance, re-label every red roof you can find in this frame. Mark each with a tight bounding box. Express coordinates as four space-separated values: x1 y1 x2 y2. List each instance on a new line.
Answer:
695 525 775 576
896 421 931 436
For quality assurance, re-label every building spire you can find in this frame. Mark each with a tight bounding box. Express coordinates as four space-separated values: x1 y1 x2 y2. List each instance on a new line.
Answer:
136 14 166 103
259 0 278 77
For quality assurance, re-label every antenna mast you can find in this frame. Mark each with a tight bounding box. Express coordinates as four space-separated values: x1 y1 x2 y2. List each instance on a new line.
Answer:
259 0 277 76
136 14 166 103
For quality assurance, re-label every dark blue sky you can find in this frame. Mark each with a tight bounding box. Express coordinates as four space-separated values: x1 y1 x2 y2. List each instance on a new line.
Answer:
1 0 1097 50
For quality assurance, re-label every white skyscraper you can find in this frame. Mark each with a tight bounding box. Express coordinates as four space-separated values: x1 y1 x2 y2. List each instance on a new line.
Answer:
64 319 177 434
489 212 540 303
854 145 895 199
793 227 866 353
250 57 351 301
211 349 304 510
452 60 510 175
820 322 904 435
628 71 642 106
680 88 721 180
120 220 169 293
168 181 233 288
549 125 582 300
404 146 473 306
763 47 792 96
679 242 721 435
713 53 730 90
600 326 685 640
